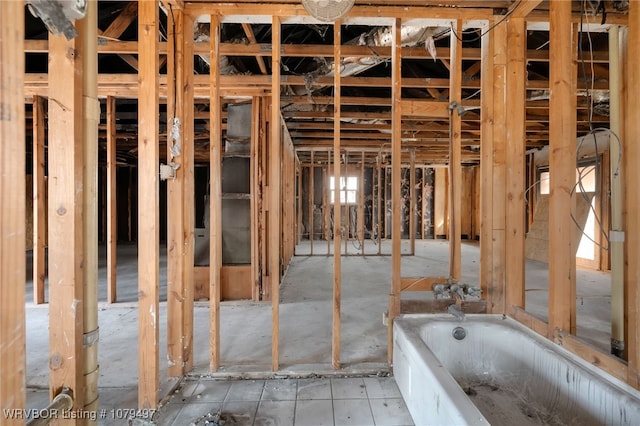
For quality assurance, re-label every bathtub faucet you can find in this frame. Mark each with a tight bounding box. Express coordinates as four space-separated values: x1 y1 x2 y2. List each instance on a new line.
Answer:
448 304 466 321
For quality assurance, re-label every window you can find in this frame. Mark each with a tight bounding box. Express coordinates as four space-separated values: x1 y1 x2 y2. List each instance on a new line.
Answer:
330 176 358 204
539 166 596 195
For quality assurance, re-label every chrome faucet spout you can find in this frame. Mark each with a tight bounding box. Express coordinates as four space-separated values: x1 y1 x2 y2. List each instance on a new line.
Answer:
448 304 465 321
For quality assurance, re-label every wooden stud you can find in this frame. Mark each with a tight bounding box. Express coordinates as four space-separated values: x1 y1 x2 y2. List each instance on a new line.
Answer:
410 151 416 255
325 151 331 252
344 152 349 255
106 96 118 304
505 17 526 309
251 97 261 301
167 9 195 376
548 0 577 337
359 152 365 255
0 1 26 417
241 23 268 74
389 17 402 365
309 152 314 255
490 21 508 314
209 14 222 371
296 157 302 250
48 20 86 411
448 20 462 280
32 95 46 305
138 0 160 408
625 1 640 387
421 167 427 240
608 25 624 355
332 21 342 370
377 159 382 254
271 15 282 372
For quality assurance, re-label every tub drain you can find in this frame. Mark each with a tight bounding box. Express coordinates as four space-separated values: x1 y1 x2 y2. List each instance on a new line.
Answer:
452 326 466 340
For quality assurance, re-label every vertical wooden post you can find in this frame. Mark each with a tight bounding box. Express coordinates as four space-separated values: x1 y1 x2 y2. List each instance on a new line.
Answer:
209 14 222 371
138 0 160 408
505 17 526 309
325 151 331 253
448 20 463 280
409 151 416 255
548 0 577 337
167 9 195 376
625 1 640 387
421 167 427 239
332 21 342 370
377 159 382 254
479 21 494 303
107 96 118 303
490 21 508 313
251 97 261 300
78 2 100 414
434 168 447 238
48 18 86 412
608 25 625 357
388 18 402 365
107 97 118 303
271 15 282 371
309 152 315 255
32 95 46 305
359 151 365 255
0 1 26 417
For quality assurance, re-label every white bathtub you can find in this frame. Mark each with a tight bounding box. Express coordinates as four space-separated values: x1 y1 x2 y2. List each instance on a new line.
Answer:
393 314 640 426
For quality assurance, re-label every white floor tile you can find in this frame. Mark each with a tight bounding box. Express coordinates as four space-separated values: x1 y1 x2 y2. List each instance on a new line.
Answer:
369 398 414 426
333 399 374 426
254 400 295 426
294 399 334 426
331 378 367 399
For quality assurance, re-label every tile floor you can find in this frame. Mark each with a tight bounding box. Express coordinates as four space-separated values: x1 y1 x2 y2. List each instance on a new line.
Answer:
155 376 414 426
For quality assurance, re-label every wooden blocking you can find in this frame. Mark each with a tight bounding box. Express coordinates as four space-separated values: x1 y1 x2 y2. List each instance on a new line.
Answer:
548 0 577 337
0 0 26 416
221 266 252 300
137 0 160 409
400 276 449 292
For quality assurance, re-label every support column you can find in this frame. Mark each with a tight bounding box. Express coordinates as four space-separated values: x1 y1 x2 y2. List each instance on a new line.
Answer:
78 1 100 416
410 151 416 255
209 15 222 371
33 95 46 305
309 152 314 255
388 17 402 365
608 25 625 358
625 1 640 387
270 16 282 372
138 0 160 408
48 15 86 413
167 9 195 377
0 1 26 418
448 20 463 280
332 21 342 370
359 152 365 255
548 0 577 337
505 17 527 309
479 21 494 304
107 97 118 303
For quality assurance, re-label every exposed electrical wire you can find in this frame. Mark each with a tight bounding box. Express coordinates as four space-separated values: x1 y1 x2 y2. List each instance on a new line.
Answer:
446 0 524 44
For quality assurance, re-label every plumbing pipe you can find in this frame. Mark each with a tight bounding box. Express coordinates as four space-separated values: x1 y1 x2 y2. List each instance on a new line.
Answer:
608 25 625 358
81 0 100 418
26 388 73 426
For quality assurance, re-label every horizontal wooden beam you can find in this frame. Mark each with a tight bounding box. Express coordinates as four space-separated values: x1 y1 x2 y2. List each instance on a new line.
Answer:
401 276 449 291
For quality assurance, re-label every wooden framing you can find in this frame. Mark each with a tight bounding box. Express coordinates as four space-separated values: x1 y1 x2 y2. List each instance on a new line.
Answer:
137 0 160 408
0 1 26 416
359 152 365 256
548 0 577 337
270 16 282 372
209 15 222 371
409 151 416 255
505 17 526 309
434 168 447 238
107 97 118 304
625 1 640 387
448 20 463 280
251 96 261 301
48 21 86 412
167 9 195 377
489 20 508 313
32 95 46 305
388 17 402 365
332 21 342 370
309 152 315 255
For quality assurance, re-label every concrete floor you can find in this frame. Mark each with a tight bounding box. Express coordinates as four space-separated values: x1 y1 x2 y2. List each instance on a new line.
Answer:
23 239 612 423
